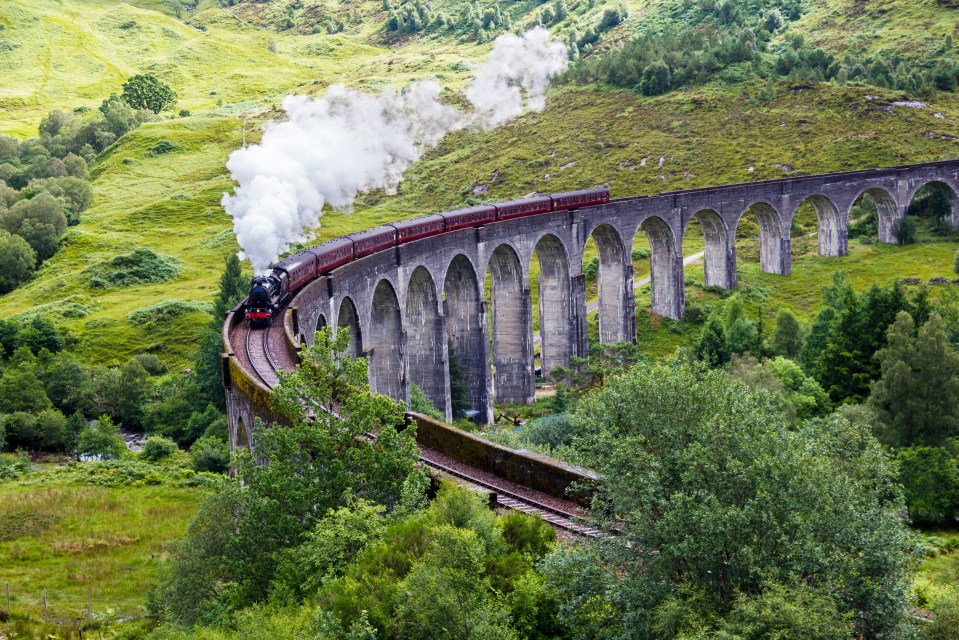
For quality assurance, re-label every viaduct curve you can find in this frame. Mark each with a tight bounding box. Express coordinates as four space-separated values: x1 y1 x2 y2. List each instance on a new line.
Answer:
223 159 959 454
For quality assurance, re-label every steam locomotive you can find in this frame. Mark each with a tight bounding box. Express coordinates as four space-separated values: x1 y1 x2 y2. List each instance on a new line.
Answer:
244 188 610 326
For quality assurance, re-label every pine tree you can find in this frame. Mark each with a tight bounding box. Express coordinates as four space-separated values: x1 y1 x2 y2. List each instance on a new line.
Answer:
871 312 959 446
195 255 249 410
772 309 803 358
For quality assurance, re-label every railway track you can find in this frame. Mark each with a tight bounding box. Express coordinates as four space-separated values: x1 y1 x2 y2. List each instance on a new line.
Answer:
418 452 606 538
240 320 604 537
245 321 281 388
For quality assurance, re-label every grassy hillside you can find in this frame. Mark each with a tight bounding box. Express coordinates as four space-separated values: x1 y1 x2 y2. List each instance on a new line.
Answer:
1 0 959 369
0 481 202 623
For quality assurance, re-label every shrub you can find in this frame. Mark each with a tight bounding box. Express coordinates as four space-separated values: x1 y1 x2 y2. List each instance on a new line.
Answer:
525 414 580 448
121 74 177 114
146 140 177 157
127 300 211 328
189 435 230 473
0 229 36 293
141 435 179 462
135 352 168 376
87 247 182 289
77 416 126 460
892 216 918 244
631 248 651 260
410 382 443 420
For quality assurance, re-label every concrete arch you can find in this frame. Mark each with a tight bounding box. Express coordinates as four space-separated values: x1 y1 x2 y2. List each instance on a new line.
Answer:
316 313 328 333
589 224 634 343
639 216 684 320
487 243 534 404
405 266 449 419
852 186 899 243
234 415 252 457
685 209 736 289
533 234 573 378
736 201 789 275
799 194 846 257
903 180 959 238
336 297 363 359
444 254 492 421
369 279 405 402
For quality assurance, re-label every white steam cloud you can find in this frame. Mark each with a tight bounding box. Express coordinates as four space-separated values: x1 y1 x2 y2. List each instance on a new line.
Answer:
222 27 568 273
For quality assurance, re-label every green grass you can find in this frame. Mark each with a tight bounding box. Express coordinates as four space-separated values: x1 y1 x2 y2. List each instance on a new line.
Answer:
0 482 203 624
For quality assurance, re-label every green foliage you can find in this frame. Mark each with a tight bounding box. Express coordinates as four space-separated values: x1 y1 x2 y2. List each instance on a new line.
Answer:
523 413 580 448
142 374 207 445
717 581 854 639
271 500 388 603
1 192 68 262
448 341 470 419
77 415 126 460
0 229 36 292
86 247 182 289
896 446 959 523
195 254 248 410
141 435 179 462
127 299 212 328
409 382 443 420
771 308 803 358
189 435 230 474
574 360 914 638
871 312 959 447
121 74 178 114
802 273 921 404
893 216 919 244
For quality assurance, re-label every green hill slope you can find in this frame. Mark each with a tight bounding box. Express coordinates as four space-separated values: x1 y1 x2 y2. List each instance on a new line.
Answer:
1 0 959 368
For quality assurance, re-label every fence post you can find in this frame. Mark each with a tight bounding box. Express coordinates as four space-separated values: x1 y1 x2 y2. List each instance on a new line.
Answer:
5 582 9 613
43 588 47 622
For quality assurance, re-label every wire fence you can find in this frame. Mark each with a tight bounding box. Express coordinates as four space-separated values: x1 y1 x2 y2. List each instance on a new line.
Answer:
1 582 125 629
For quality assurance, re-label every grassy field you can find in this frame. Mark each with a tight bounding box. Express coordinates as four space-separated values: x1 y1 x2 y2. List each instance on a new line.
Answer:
0 482 203 625
2 0 959 371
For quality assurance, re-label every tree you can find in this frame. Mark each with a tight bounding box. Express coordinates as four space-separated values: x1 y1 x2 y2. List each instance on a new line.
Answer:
77 416 126 460
896 447 959 522
120 74 177 114
871 312 959 446
573 361 914 638
0 229 36 293
0 349 53 413
36 408 69 452
892 216 917 244
230 326 421 604
189 435 230 474
771 308 803 358
195 254 247 409
1 193 68 262
141 435 179 462
91 359 151 429
641 60 671 96
695 314 729 367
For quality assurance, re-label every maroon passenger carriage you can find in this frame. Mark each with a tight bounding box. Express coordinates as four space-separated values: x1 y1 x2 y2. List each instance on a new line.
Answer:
245 187 610 325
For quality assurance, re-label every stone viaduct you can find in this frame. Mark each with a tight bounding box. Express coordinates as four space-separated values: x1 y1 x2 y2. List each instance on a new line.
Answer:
224 160 959 442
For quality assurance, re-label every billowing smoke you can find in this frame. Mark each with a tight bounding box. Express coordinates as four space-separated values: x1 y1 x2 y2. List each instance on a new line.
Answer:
223 27 567 273
466 28 569 128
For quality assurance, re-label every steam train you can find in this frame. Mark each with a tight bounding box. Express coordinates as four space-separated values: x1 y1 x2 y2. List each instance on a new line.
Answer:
245 188 610 326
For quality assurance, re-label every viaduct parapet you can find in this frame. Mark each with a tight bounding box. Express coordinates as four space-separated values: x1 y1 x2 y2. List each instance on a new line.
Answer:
224 160 959 447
